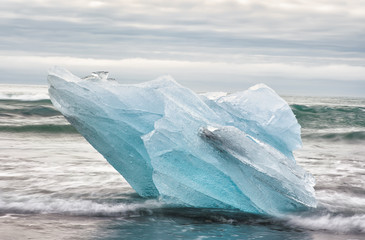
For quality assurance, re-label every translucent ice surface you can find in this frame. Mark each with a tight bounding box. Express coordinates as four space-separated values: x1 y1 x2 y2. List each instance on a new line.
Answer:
48 66 316 216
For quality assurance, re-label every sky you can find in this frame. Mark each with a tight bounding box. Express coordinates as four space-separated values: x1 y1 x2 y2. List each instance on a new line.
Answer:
0 0 364 96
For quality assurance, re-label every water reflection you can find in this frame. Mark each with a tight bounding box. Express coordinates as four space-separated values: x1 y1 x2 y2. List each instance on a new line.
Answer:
95 208 314 240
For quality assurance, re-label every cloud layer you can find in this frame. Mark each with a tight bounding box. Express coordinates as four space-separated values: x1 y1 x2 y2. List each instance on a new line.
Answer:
0 0 364 96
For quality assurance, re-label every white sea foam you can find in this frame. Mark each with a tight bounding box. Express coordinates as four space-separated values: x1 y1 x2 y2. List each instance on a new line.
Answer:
286 213 365 234
0 93 49 101
316 190 365 213
0 84 49 101
0 197 163 216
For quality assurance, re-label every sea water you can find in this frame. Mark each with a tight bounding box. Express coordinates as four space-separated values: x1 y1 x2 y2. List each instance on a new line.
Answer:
0 84 364 239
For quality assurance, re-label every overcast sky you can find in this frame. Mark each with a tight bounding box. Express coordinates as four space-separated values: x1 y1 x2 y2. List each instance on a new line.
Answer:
0 0 364 96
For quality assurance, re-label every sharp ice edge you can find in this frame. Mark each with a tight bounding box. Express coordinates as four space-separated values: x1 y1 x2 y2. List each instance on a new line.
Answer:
47 66 316 216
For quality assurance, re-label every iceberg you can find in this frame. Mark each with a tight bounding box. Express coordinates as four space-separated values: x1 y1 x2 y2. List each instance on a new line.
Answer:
48 66 316 216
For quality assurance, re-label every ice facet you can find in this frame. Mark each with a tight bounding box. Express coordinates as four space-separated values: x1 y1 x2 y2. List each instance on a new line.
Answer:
200 84 302 161
48 66 316 216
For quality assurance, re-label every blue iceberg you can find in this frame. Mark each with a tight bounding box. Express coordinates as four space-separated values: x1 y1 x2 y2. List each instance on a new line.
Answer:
48 66 316 216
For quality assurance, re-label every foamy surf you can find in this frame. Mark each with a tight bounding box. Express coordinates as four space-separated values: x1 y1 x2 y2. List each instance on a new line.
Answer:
285 213 365 234
0 197 163 217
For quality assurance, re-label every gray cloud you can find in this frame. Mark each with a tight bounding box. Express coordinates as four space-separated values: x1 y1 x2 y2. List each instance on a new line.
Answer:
0 0 364 96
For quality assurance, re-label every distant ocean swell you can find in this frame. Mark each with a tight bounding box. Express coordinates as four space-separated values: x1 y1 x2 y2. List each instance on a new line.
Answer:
301 131 365 142
1 99 364 143
0 99 58 117
0 124 77 133
291 104 365 128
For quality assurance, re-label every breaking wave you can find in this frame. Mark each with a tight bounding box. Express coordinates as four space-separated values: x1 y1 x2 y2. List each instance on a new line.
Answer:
1 196 364 234
285 213 365 234
0 197 162 217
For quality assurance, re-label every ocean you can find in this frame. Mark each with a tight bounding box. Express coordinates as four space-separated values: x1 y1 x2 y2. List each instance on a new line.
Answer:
0 84 364 240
